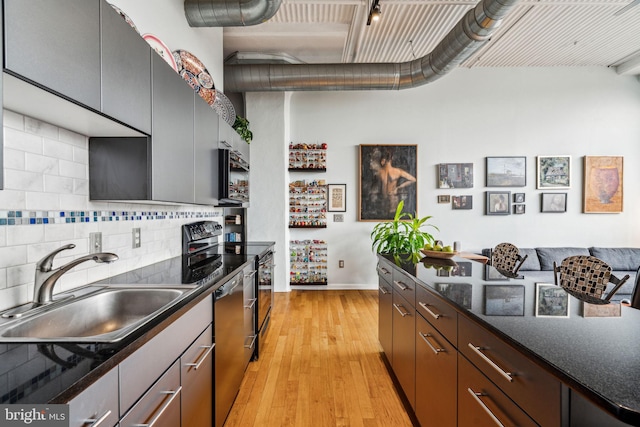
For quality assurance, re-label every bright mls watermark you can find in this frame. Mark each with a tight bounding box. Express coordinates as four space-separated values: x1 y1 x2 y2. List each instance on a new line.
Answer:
1 405 68 426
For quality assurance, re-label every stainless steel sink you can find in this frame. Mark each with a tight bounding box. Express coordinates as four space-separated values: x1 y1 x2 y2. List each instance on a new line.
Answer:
0 285 198 343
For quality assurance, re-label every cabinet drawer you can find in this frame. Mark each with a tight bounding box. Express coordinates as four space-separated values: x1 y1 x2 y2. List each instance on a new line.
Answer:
391 292 415 409
182 324 214 427
376 259 393 285
392 269 416 309
68 366 118 427
459 315 561 426
120 360 181 427
120 294 212 414
416 285 457 346
415 315 456 427
458 354 538 427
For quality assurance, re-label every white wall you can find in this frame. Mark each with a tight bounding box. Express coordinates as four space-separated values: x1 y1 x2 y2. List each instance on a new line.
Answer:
248 67 640 292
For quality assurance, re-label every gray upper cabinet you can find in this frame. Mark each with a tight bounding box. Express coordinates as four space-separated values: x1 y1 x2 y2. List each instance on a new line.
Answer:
100 1 152 134
151 54 195 204
194 95 220 205
4 0 102 111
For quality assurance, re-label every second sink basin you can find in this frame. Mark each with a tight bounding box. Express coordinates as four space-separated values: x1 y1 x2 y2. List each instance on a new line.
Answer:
0 285 198 343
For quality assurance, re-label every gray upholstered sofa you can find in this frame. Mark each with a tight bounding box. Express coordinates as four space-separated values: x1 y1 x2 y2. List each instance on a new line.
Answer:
482 247 640 302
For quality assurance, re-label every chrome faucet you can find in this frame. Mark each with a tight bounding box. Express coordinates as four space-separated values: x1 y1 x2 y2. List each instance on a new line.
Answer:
33 244 119 306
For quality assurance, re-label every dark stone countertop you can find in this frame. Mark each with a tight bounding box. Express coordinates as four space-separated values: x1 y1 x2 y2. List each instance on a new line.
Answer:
380 254 640 426
0 242 275 406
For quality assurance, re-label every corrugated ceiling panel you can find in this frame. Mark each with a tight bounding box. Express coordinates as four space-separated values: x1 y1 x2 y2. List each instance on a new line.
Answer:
270 3 354 24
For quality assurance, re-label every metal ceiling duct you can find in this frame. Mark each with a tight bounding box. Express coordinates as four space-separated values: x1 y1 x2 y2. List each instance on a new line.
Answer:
224 0 522 91
184 0 282 27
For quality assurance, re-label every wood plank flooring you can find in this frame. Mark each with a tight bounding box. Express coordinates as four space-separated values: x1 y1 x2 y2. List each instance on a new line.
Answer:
224 290 413 427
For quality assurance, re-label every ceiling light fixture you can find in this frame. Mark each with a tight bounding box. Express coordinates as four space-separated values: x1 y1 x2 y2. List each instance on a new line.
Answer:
366 0 381 26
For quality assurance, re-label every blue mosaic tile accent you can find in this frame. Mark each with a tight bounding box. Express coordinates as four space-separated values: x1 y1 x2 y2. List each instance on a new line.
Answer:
0 210 220 226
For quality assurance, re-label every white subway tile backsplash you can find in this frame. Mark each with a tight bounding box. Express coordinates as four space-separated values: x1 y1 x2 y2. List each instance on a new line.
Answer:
58 128 86 147
73 179 89 196
25 192 60 211
43 224 75 243
72 146 88 164
4 148 26 171
4 127 43 154
3 110 25 130
6 225 45 246
0 190 26 211
5 170 44 192
43 138 74 161
24 117 59 139
25 152 59 175
58 194 88 211
6 264 34 288
27 242 66 264
44 175 74 194
0 269 7 290
58 160 87 179
0 246 27 269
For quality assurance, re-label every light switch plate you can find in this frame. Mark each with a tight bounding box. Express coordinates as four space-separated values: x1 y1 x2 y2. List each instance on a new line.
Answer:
132 228 141 248
89 232 102 254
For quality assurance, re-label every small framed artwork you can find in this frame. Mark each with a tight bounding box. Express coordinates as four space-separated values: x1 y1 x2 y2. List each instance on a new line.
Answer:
437 195 451 204
486 156 526 187
484 285 525 316
537 155 571 189
452 262 472 277
452 195 473 210
583 156 623 213
437 163 474 188
435 283 472 309
514 204 525 214
535 283 569 317
484 264 510 281
513 193 525 203
486 191 511 215
541 192 567 213
328 184 347 212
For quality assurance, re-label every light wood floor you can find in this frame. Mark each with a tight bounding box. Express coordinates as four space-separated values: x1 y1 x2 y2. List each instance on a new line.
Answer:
224 290 413 427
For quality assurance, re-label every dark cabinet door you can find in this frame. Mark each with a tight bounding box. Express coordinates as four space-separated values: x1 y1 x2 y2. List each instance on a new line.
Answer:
4 0 101 110
100 1 151 134
182 324 214 427
392 292 415 409
194 95 220 205
151 54 195 203
378 275 393 362
415 314 456 427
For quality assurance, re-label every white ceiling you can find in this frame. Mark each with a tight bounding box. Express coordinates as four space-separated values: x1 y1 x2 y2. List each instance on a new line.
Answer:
222 0 640 75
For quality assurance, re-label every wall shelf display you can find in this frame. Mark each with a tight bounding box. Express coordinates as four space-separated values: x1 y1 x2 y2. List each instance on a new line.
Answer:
290 240 328 285
289 180 327 228
224 208 244 243
288 143 327 171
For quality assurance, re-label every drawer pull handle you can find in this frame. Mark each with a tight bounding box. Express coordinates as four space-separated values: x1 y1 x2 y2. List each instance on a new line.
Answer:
467 388 507 427
379 286 391 295
393 303 410 317
85 410 112 426
468 343 513 382
418 302 441 319
377 266 390 275
393 280 409 291
419 332 445 355
132 386 182 427
245 298 258 309
185 344 215 370
245 270 257 279
245 334 258 349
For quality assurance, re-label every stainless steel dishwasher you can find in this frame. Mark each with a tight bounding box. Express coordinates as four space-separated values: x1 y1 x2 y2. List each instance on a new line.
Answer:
214 272 245 427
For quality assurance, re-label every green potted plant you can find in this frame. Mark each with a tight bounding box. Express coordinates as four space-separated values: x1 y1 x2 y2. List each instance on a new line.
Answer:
233 116 253 144
370 200 439 264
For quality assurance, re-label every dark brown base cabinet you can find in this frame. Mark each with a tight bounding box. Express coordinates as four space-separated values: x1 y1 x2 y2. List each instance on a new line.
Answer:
392 292 416 409
378 262 393 363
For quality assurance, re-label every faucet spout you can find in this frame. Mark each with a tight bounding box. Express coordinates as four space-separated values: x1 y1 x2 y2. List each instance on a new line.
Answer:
33 245 119 306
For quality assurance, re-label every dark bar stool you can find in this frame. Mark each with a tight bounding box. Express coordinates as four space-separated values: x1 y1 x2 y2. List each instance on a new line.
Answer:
554 255 630 304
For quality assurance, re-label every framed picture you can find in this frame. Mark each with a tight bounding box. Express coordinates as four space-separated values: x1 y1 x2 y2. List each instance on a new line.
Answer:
537 155 571 189
535 283 569 317
327 184 347 212
513 193 525 203
435 283 472 309
484 264 510 281
514 204 525 214
541 192 567 213
452 195 473 210
486 156 526 187
485 191 511 215
452 262 472 277
437 163 474 188
484 285 525 316
583 156 623 213
437 195 451 204
359 145 417 221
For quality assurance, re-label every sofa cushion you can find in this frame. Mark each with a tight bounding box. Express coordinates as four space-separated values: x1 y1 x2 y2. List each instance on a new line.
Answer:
536 247 590 271
589 247 640 271
518 248 541 271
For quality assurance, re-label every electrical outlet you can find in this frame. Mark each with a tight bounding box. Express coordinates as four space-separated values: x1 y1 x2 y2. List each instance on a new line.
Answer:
339 260 344 268
333 214 344 222
89 232 102 254
132 228 141 248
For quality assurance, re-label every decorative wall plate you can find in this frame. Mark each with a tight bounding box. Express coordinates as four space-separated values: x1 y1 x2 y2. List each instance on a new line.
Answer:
212 91 236 126
173 49 216 105
109 4 139 33
143 34 178 72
